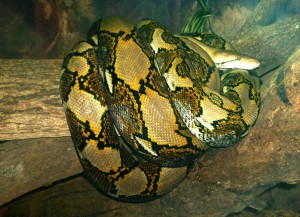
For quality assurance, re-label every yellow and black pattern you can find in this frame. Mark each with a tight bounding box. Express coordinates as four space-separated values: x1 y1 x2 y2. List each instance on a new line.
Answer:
60 16 261 202
60 41 191 202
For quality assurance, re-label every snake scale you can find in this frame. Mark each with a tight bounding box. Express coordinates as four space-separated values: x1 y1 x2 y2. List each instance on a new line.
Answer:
60 16 261 202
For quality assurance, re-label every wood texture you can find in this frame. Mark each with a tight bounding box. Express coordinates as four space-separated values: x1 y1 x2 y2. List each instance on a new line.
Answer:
0 59 82 205
0 59 70 140
0 137 83 206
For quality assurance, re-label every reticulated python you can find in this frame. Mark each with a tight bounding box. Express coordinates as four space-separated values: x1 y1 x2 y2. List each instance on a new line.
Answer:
60 16 261 202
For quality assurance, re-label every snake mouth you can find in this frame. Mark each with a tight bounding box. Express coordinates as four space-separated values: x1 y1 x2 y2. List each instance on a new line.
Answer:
214 50 261 70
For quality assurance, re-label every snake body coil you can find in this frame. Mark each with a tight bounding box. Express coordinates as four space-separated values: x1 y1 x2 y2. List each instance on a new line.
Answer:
60 17 261 202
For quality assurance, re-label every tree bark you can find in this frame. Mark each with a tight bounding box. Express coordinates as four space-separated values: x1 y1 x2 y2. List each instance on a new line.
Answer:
0 59 70 141
0 59 81 205
0 137 83 206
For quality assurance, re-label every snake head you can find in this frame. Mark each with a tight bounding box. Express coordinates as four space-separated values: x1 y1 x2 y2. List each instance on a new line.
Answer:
213 49 260 70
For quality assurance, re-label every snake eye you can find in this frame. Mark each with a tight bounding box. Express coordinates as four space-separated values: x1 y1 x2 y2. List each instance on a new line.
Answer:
194 119 201 127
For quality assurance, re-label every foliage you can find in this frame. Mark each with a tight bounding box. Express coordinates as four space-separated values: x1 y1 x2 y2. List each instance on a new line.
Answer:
181 0 214 34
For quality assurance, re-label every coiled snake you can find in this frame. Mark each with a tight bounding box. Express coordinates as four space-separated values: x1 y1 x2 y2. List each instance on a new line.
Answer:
60 16 261 202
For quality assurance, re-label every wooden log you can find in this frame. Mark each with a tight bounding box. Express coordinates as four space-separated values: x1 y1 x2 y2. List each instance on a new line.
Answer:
0 59 82 205
0 137 83 206
0 59 70 140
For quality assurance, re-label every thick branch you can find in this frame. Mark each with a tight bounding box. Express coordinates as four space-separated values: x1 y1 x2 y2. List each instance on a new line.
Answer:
0 59 70 141
0 137 83 206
